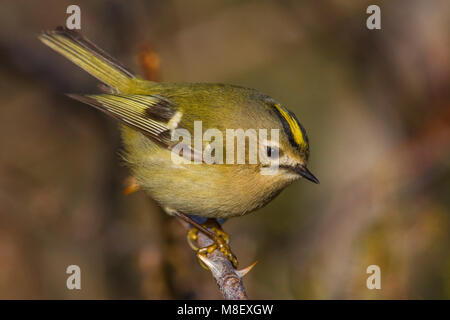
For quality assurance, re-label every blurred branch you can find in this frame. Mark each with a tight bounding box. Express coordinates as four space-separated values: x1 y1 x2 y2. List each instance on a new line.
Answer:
138 45 161 82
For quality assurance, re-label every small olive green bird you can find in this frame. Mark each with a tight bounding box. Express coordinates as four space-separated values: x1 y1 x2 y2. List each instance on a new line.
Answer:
39 27 318 267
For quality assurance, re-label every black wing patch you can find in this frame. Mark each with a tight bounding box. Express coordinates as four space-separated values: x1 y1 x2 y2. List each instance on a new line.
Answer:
144 96 175 122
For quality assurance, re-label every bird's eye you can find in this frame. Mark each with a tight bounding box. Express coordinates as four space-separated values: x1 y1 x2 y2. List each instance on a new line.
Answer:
266 146 279 158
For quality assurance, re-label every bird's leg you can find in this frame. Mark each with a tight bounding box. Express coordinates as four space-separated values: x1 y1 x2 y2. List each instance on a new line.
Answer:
175 212 238 269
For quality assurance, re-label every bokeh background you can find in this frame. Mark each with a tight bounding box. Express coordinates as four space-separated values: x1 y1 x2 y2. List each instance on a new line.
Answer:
0 0 449 299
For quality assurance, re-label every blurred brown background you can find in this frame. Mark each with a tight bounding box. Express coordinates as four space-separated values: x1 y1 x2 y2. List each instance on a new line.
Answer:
0 0 449 299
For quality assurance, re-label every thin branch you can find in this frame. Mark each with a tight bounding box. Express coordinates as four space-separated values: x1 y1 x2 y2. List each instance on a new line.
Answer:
178 220 249 300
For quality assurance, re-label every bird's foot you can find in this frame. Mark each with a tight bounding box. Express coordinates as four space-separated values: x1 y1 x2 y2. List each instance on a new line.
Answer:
187 219 238 269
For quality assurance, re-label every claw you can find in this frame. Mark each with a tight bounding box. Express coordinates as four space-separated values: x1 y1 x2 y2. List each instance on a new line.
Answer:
186 220 239 269
210 226 229 243
197 253 219 272
187 228 199 250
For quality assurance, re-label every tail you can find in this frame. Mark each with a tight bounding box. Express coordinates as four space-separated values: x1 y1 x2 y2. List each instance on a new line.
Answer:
39 27 135 92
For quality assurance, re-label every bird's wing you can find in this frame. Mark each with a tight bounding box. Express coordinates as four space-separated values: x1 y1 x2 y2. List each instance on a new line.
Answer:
68 93 180 147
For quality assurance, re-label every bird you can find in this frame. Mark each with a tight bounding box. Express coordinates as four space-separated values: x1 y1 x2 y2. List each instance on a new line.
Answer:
39 27 319 268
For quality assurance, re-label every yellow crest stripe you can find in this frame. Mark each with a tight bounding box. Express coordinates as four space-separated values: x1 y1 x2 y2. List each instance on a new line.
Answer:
273 104 306 147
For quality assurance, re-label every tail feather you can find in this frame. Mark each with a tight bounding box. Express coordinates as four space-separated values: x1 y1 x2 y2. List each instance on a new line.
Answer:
39 26 135 92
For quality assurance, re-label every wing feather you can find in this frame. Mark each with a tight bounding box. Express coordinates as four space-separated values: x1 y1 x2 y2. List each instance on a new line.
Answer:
68 94 175 145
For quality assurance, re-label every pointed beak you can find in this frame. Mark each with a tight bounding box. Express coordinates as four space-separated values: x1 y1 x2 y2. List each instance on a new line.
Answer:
294 165 320 184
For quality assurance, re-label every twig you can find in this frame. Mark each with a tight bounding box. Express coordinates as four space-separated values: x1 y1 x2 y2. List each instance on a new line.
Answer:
178 220 249 300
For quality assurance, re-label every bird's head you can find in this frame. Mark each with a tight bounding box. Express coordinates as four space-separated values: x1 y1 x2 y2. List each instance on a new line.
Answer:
259 100 319 184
